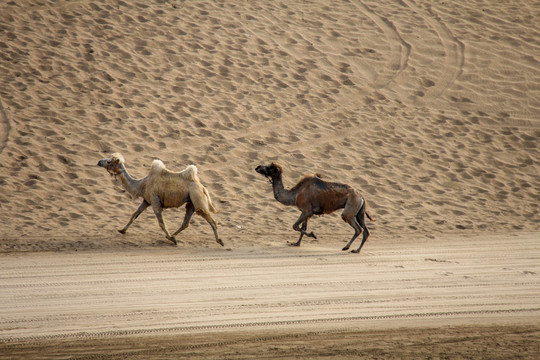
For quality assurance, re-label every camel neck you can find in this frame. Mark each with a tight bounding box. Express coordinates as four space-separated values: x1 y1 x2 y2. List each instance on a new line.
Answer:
271 174 296 206
117 165 144 198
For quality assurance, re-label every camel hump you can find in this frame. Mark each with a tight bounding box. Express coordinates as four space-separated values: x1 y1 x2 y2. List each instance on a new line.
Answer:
150 161 198 180
183 164 198 180
151 159 167 174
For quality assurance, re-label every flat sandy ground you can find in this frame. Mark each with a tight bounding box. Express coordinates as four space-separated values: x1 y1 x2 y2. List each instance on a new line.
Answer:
1 232 539 359
0 0 539 358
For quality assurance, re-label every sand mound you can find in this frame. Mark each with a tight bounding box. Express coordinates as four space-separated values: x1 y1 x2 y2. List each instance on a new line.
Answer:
0 0 538 251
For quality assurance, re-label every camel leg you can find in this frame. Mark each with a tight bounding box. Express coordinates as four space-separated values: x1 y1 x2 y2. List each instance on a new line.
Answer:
290 219 308 246
352 207 370 254
151 199 177 245
173 202 195 237
341 215 362 252
341 196 364 252
119 200 150 234
199 211 224 247
292 213 317 246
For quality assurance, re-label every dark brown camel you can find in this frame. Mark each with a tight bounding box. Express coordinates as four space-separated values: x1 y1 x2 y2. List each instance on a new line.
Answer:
255 162 375 253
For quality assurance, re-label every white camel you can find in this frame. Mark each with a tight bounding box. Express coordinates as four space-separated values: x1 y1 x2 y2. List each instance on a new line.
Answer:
97 153 223 246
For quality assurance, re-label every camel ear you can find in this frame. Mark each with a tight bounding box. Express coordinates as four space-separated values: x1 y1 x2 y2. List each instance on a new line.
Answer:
270 162 281 174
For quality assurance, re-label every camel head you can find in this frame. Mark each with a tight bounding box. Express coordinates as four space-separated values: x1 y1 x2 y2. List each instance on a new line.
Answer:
97 153 125 177
255 162 283 182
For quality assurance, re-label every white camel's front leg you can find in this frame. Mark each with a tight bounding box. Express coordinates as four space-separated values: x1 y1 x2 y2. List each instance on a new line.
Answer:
119 200 150 234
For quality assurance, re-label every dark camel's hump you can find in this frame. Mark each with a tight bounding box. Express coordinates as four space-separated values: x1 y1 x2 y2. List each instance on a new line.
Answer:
290 174 320 192
314 176 352 192
291 174 351 192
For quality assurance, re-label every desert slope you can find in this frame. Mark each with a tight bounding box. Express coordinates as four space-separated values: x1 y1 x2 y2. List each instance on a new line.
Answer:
0 1 539 247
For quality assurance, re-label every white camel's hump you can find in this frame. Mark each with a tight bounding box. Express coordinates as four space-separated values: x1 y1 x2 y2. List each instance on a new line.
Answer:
151 159 167 175
183 164 198 180
151 160 198 180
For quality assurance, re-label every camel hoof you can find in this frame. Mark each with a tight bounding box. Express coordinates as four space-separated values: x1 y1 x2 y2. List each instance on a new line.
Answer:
118 229 126 235
342 246 350 251
351 249 360 254
167 236 177 245
217 239 224 247
310 232 317 239
288 242 300 247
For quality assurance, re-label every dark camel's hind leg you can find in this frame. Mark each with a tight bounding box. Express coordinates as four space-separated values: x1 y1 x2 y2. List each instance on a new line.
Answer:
351 206 370 253
341 197 363 252
341 215 362 252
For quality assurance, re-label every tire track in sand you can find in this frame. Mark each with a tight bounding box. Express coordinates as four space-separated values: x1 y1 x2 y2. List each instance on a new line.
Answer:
192 0 411 168
1 234 539 344
266 0 466 154
4 308 539 343
0 98 10 155
403 0 465 106
354 1 411 90
198 0 464 162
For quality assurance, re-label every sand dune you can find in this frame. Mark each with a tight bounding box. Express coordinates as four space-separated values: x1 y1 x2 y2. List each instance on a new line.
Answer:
0 1 539 249
0 1 538 251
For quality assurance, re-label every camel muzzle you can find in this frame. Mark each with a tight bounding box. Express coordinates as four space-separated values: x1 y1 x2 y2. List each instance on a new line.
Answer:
255 165 268 176
97 159 119 178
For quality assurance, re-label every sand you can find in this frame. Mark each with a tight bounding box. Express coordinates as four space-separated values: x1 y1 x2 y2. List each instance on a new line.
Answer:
0 0 539 358
1 233 540 359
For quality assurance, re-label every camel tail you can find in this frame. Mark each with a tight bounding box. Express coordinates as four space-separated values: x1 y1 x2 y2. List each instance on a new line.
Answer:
361 195 376 222
203 186 220 213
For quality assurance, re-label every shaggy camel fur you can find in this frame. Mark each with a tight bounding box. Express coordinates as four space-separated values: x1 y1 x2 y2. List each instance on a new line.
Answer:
255 162 374 253
97 153 223 246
